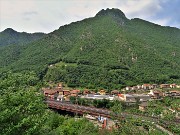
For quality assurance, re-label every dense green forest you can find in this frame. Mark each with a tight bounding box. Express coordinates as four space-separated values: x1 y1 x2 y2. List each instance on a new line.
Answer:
0 28 45 68
0 8 180 89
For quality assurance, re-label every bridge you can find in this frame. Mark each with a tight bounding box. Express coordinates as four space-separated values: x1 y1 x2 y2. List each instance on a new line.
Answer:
46 99 180 134
46 99 180 124
46 100 114 118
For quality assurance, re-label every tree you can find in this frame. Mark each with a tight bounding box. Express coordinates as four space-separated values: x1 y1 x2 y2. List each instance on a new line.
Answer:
110 100 122 120
69 96 76 104
0 72 47 135
0 88 48 135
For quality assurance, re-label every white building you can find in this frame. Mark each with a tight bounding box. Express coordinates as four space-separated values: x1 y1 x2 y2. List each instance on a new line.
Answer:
83 94 115 101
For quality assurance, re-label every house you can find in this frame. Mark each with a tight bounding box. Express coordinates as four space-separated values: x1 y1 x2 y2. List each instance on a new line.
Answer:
160 84 170 89
111 90 119 95
168 90 180 97
148 90 163 99
125 86 132 91
59 90 70 96
57 95 64 101
137 85 142 90
43 89 60 96
70 90 80 97
152 84 158 89
42 89 60 100
63 95 70 101
125 86 139 91
83 94 115 100
164 91 180 97
142 84 152 90
98 90 106 95
83 90 91 95
54 92 59 100
63 90 70 95
118 94 150 105
132 86 138 91
90 91 96 94
170 84 176 88
169 90 180 94
118 94 136 102
133 94 151 102
57 83 63 90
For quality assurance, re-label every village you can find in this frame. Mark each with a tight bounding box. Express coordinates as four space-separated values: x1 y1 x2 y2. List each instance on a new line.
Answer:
42 83 180 111
42 82 180 130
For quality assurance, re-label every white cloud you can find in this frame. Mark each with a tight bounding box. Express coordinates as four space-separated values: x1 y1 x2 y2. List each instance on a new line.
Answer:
1 0 36 18
0 0 178 33
118 0 162 19
151 17 171 26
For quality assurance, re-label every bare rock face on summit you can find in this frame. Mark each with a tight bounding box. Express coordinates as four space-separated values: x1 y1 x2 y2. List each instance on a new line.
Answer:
95 8 128 25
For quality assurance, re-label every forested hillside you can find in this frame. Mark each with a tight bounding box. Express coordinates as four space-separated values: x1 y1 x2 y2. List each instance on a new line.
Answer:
0 8 180 89
0 28 45 69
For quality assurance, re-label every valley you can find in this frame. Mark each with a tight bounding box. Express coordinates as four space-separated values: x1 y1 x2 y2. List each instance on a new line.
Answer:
0 8 180 135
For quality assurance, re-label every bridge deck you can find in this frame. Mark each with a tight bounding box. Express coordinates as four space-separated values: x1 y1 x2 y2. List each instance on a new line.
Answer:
46 100 113 118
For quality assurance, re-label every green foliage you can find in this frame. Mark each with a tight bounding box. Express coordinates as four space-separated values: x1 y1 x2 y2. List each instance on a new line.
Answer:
0 72 47 135
0 72 100 135
69 96 125 111
0 88 47 135
1 9 180 88
0 28 45 70
110 100 122 116
168 124 180 134
69 96 76 104
44 63 131 89
50 118 99 135
1 9 180 134
0 71 39 94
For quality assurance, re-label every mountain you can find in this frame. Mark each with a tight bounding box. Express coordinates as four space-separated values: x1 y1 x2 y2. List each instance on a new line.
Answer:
0 8 180 89
0 28 45 46
0 28 45 69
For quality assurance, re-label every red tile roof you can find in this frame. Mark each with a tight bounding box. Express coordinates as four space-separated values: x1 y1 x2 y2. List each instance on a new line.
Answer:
70 90 80 94
43 89 59 95
169 90 180 93
143 84 151 86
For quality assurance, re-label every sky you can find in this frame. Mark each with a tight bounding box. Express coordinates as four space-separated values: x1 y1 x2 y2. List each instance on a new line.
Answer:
0 0 179 33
